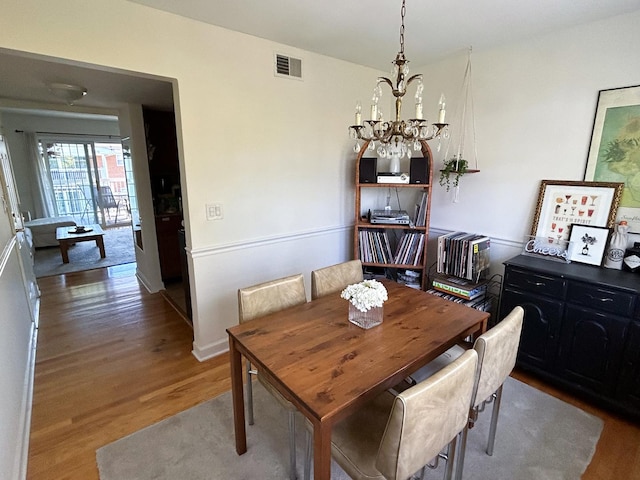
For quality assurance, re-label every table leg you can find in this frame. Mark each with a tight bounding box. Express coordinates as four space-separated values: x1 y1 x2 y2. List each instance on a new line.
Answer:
313 421 331 480
229 336 247 455
59 241 70 263
96 236 106 258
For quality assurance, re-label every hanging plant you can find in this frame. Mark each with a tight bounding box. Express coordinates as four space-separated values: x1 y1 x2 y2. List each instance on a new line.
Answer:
439 156 468 192
439 47 479 201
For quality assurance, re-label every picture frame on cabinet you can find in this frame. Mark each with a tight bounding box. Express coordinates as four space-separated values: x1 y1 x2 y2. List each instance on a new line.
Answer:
584 85 640 233
530 180 623 244
567 224 610 266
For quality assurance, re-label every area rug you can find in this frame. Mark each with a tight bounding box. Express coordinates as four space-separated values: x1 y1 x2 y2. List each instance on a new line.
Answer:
33 226 135 278
96 377 603 480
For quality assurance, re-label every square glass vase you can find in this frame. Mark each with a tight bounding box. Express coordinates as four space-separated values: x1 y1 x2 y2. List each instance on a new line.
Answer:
348 303 383 329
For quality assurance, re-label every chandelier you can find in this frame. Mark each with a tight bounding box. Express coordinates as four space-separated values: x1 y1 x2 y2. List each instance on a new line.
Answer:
349 0 449 159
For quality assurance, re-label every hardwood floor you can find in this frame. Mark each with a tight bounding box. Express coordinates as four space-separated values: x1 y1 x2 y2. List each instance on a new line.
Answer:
27 265 640 479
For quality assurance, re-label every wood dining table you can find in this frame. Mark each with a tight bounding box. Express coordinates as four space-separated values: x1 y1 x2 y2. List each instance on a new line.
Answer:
226 279 489 480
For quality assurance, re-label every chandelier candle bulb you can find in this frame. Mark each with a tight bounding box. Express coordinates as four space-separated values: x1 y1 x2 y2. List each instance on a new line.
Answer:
355 102 362 126
438 94 446 123
370 104 378 122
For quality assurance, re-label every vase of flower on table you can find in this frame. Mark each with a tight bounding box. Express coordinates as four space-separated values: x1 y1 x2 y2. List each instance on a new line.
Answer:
341 279 388 329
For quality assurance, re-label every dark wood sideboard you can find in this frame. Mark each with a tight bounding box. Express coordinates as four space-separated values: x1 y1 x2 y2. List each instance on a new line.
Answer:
500 254 640 420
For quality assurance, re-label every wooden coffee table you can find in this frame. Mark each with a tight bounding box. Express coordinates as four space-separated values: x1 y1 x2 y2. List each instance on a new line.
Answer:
56 224 106 264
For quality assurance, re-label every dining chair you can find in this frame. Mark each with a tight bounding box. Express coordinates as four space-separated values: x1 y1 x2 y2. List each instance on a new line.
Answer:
303 349 479 480
238 273 307 480
310 259 363 300
408 306 525 480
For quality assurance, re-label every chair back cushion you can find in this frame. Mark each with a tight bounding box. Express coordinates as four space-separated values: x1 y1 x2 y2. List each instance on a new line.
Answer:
376 349 478 480
473 306 524 406
311 260 363 300
238 273 306 323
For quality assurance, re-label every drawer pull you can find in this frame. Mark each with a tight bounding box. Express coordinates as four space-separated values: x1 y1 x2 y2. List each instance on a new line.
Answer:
526 280 546 287
585 294 613 303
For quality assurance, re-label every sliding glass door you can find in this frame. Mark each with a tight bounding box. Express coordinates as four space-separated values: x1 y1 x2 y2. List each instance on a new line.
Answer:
38 136 133 229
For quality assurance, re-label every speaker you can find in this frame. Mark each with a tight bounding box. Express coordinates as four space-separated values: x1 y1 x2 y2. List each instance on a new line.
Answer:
409 157 429 184
359 157 377 184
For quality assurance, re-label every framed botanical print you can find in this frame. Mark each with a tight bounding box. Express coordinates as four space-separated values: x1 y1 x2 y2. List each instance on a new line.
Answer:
530 180 623 244
567 225 610 266
584 85 640 232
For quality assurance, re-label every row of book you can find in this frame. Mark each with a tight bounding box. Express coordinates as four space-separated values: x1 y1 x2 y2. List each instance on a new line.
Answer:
358 230 425 266
359 230 393 264
437 231 490 282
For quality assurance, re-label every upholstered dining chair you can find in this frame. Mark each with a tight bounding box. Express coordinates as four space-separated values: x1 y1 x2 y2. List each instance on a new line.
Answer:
303 349 479 480
238 273 307 480
310 259 363 300
409 306 525 480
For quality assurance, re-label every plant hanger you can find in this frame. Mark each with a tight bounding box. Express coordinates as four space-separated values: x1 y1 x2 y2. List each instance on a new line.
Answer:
440 47 479 202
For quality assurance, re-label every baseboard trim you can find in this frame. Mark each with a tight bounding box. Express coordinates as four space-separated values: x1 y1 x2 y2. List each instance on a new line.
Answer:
192 338 228 362
135 269 162 294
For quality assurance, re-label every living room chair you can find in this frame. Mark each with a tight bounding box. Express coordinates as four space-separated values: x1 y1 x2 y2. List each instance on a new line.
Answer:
97 186 123 223
79 185 124 225
310 259 363 300
409 306 525 480
238 273 307 480
303 349 478 480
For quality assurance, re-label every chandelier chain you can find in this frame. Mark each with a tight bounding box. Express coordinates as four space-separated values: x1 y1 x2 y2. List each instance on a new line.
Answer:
399 0 406 54
348 0 450 156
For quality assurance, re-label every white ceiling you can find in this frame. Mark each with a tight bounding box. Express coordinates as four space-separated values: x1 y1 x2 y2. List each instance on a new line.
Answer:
0 48 175 116
129 0 640 69
1 1 638 117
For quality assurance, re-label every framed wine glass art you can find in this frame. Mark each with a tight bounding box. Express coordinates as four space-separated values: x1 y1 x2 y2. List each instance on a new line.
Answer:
530 180 623 245
584 84 640 232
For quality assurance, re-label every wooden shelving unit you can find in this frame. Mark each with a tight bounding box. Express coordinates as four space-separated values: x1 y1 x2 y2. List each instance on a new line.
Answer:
353 140 433 290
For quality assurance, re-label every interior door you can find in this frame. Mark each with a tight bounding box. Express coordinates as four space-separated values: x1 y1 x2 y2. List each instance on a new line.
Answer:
0 134 39 321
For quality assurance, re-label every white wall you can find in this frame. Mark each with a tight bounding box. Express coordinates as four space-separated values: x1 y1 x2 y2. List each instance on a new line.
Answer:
420 10 640 271
0 0 380 361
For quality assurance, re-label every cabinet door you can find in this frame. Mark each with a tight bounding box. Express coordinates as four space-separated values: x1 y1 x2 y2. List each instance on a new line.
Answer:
155 215 182 281
617 322 640 409
559 305 628 395
500 288 563 371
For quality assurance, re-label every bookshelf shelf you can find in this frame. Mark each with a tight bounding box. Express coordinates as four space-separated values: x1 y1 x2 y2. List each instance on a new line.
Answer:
356 219 428 230
353 140 433 290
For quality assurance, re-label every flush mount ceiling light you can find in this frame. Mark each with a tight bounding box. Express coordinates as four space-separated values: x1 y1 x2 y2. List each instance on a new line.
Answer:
47 82 88 105
349 0 449 158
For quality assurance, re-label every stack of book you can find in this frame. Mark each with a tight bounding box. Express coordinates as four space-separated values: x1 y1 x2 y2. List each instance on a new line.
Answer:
427 274 492 312
436 232 490 282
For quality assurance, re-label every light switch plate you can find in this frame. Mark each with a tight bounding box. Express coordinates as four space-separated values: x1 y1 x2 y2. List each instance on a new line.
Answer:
206 203 223 220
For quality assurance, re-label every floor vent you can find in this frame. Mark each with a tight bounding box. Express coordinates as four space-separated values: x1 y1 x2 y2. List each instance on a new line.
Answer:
274 54 302 80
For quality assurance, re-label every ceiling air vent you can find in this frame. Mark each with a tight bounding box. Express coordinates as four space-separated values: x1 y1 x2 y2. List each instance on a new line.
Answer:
274 54 303 80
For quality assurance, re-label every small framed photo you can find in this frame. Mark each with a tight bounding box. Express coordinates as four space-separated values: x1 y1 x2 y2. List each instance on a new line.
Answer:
567 225 610 266
584 85 640 233
530 180 623 244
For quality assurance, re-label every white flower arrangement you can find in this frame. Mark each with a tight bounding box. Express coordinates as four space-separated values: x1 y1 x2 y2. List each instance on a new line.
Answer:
341 280 388 312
